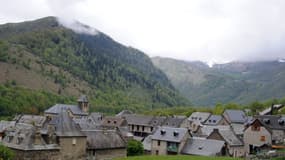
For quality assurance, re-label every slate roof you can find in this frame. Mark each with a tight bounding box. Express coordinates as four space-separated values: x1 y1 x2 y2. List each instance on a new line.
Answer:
0 121 15 133
16 115 46 127
89 112 103 124
218 129 243 146
124 114 154 126
84 130 126 149
142 135 152 151
182 137 225 156
149 116 167 127
2 123 60 151
45 104 88 116
54 111 85 137
230 123 245 135
162 116 187 128
198 125 231 137
204 115 223 125
223 109 247 124
73 116 99 130
256 115 285 130
152 126 188 143
188 112 211 123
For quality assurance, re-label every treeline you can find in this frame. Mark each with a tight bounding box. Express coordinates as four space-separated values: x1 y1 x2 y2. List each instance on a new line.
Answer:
143 98 285 116
0 83 74 119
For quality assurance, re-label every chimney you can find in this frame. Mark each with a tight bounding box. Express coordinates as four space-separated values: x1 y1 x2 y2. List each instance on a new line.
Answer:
270 103 274 115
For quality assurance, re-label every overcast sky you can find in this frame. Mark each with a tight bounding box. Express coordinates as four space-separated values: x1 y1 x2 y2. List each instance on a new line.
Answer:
1 0 285 64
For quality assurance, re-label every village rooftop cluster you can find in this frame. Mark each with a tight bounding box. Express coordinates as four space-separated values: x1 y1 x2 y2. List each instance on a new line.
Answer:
0 95 284 160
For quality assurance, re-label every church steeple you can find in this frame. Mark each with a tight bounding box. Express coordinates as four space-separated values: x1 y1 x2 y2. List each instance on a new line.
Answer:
78 95 89 113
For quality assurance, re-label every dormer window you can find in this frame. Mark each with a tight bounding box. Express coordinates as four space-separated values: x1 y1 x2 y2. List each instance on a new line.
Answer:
278 119 284 125
263 119 270 124
173 130 179 137
160 129 166 135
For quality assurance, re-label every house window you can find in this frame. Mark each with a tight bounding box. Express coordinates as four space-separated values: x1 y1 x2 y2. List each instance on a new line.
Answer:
151 127 153 131
137 125 139 130
142 126 145 131
132 125 134 130
157 140 160 146
156 150 159 155
260 136 266 142
72 138 77 145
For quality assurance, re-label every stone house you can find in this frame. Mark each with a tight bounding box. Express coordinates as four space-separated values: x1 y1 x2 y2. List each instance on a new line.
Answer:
2 123 61 160
243 118 272 155
207 128 244 157
44 95 89 118
124 114 155 138
188 112 211 132
256 115 285 144
84 129 127 160
46 111 87 160
151 126 190 155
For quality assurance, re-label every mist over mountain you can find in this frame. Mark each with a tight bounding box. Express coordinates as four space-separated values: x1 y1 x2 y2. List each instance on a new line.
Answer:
0 17 189 115
152 57 285 106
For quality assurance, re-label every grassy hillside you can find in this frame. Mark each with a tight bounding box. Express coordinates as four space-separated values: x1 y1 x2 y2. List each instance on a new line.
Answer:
0 17 190 116
152 57 285 106
115 155 241 160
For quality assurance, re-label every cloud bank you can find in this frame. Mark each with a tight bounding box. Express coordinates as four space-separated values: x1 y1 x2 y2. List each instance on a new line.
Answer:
0 0 285 63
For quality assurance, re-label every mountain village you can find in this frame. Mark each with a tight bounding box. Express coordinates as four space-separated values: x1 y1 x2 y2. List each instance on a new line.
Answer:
0 95 284 160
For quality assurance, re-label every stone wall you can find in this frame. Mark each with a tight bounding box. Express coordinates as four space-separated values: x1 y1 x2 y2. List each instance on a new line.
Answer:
59 137 86 160
11 149 60 160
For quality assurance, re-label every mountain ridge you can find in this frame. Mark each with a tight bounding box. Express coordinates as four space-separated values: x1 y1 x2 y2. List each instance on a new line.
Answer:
0 17 189 116
152 57 285 106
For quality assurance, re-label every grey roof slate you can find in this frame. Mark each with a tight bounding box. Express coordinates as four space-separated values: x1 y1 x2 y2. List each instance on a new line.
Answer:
54 111 85 137
182 137 225 156
230 123 245 135
188 112 211 123
84 130 126 149
142 135 152 151
124 114 154 126
259 104 284 115
17 115 46 127
204 115 222 125
257 115 285 130
149 116 167 127
2 123 60 151
45 104 88 116
152 126 188 143
223 109 247 124
0 121 15 132
162 116 187 128
219 129 243 146
199 125 231 137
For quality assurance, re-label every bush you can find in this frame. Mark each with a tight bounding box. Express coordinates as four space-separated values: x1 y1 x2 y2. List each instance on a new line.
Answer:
127 140 144 156
0 144 14 160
